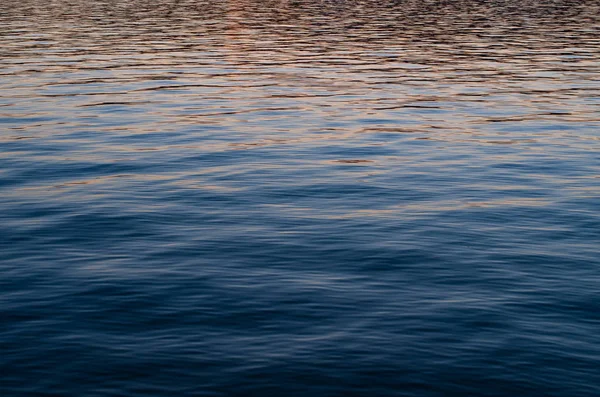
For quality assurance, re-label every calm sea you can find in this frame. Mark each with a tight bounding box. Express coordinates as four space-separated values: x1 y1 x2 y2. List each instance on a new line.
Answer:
1 0 599 395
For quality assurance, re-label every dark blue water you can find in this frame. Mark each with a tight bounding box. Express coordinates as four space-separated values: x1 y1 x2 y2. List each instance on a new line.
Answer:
1 0 599 395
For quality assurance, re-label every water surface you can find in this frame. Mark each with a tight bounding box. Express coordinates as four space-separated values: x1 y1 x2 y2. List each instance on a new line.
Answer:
1 1 599 396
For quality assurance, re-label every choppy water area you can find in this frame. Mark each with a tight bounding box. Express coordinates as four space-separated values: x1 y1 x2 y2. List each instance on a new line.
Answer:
1 0 600 395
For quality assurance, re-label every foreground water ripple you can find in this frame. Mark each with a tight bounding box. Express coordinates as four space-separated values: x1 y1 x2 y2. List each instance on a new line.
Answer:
1 0 599 396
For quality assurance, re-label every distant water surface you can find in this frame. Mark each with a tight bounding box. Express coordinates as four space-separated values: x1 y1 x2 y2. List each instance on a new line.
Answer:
1 1 599 396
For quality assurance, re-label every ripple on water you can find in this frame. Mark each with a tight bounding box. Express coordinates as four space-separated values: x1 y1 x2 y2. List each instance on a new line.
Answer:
1 0 600 396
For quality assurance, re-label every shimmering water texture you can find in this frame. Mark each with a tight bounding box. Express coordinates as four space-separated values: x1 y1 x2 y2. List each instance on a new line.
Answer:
1 0 600 396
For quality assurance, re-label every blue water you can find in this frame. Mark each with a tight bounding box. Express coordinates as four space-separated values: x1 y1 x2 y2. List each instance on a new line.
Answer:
1 0 599 395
